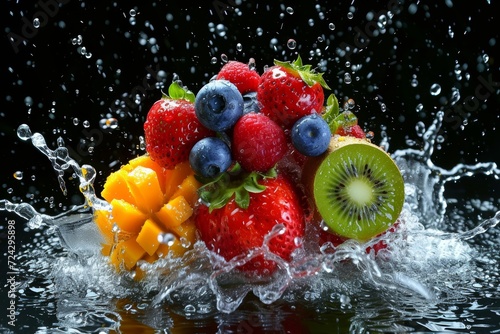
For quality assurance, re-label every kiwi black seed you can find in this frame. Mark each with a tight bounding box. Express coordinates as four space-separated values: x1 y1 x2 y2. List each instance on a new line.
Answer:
305 135 405 241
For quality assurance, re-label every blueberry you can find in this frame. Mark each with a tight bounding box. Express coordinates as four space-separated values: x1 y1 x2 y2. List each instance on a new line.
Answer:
195 80 244 132
242 91 260 114
291 114 331 156
189 137 232 178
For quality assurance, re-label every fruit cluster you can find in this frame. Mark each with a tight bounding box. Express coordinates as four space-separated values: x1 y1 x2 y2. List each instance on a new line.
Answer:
96 56 405 278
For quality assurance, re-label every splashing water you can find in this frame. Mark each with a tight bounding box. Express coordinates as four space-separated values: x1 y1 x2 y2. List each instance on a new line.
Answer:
1 110 498 331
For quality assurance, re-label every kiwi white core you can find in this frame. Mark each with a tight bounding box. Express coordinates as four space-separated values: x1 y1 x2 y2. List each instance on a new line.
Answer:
347 179 373 206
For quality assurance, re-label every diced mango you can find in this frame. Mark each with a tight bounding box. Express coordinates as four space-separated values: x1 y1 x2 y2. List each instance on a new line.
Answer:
126 166 164 213
171 174 201 207
136 219 164 256
125 155 168 194
157 220 197 258
110 238 146 271
155 196 193 229
163 161 194 200
101 169 135 204
110 198 148 234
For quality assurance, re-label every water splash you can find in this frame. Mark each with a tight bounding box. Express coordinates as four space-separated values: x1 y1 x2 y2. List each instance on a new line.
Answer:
1 113 499 323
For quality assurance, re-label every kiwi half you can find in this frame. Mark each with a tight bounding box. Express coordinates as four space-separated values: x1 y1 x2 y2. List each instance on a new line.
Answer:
303 135 405 241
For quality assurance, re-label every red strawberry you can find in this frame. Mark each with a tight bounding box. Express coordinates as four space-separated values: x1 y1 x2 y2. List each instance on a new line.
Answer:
318 221 400 255
336 124 366 139
257 56 329 129
143 82 214 169
216 60 261 94
232 112 288 172
195 174 305 276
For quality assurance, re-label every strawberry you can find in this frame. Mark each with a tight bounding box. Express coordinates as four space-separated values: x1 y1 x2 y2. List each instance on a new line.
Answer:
257 55 329 128
336 124 366 139
143 82 214 169
322 93 366 138
216 60 261 94
232 112 288 172
318 221 400 255
194 173 305 276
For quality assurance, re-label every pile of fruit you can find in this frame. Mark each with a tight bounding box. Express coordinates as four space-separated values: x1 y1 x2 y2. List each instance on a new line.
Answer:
93 56 405 278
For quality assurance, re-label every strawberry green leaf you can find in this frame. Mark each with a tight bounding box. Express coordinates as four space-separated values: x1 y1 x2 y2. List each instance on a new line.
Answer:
323 94 340 126
165 81 195 103
274 55 331 90
196 166 277 212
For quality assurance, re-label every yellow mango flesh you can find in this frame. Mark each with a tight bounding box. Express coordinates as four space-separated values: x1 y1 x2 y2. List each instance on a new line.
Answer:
93 155 200 276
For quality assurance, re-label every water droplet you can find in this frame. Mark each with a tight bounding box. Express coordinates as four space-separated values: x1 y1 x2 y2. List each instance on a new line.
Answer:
17 124 32 140
236 43 242 51
129 9 137 17
73 118 79 126
328 23 336 30
430 83 441 96
158 233 175 246
83 120 90 128
411 75 418 87
256 27 263 36
13 171 23 180
415 103 424 113
415 121 426 136
482 54 489 63
287 39 297 50
33 18 40 28
286 7 294 14
344 73 352 84
380 103 387 112
347 12 354 19
210 57 217 64
221 54 228 63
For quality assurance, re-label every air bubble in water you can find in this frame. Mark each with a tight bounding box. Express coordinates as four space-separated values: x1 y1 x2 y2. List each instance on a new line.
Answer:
344 73 352 84
13 171 23 180
33 18 41 28
430 83 441 96
287 39 297 50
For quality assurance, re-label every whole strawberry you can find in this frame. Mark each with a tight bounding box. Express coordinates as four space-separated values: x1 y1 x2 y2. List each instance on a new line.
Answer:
144 82 214 169
216 60 261 95
257 55 330 128
232 112 288 172
195 174 305 276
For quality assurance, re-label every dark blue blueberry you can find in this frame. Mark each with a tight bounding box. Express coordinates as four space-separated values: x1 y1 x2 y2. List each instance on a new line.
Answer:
242 91 260 114
194 80 244 132
189 137 232 178
291 114 331 156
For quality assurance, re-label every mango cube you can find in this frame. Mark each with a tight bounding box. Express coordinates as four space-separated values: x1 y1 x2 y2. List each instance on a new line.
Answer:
110 198 147 234
156 196 193 229
110 238 146 271
136 219 164 256
126 166 164 213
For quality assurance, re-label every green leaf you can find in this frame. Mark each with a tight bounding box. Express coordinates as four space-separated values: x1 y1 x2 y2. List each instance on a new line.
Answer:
165 81 195 103
196 166 278 212
323 94 340 125
274 55 331 90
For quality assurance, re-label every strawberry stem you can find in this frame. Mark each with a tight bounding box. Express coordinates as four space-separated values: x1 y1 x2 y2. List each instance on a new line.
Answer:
274 55 331 90
162 81 195 103
196 163 277 212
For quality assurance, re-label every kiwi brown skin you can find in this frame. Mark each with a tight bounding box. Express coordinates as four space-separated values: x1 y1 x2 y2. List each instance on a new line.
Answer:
302 135 404 241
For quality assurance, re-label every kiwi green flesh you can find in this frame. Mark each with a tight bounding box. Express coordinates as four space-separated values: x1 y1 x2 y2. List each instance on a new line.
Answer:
313 142 405 241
